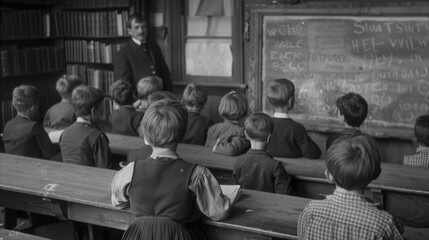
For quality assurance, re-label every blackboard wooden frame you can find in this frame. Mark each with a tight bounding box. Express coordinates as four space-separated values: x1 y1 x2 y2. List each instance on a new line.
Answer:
247 2 429 140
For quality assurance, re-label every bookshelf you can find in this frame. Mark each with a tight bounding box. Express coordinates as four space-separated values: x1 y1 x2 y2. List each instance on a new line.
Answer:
0 0 141 134
60 1 137 123
0 0 63 133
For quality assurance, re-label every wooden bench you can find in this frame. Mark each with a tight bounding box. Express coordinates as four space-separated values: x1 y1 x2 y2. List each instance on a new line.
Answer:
0 228 51 240
104 133 429 229
0 153 308 240
1 153 427 239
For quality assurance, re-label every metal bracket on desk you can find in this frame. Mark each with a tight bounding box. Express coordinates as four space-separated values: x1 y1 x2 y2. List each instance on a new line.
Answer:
41 197 68 220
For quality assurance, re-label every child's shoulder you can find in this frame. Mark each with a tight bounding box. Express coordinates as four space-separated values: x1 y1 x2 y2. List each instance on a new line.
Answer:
273 117 307 132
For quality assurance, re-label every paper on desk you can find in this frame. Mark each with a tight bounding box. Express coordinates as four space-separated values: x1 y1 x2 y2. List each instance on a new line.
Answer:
220 185 242 205
48 130 64 143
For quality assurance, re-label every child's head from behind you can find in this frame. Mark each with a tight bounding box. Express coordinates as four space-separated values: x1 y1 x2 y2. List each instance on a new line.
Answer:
110 80 134 106
219 91 248 121
414 115 429 147
336 92 368 127
147 91 178 106
142 99 188 149
266 78 295 110
56 75 83 100
137 76 163 100
182 83 208 113
245 112 274 142
71 85 104 118
12 85 39 118
326 135 381 190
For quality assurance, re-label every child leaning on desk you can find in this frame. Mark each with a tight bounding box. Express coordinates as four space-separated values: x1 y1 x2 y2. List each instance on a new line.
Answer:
3 85 60 160
205 91 250 156
43 74 83 129
265 78 321 159
111 99 231 240
298 135 404 240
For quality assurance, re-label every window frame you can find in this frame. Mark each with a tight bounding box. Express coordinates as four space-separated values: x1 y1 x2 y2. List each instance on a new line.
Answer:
167 0 244 87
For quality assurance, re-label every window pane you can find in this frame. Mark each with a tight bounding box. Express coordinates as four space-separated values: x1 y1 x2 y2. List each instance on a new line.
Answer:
187 0 232 37
185 39 232 77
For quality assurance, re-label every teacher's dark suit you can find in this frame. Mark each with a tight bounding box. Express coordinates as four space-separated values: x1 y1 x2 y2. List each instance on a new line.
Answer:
114 40 172 92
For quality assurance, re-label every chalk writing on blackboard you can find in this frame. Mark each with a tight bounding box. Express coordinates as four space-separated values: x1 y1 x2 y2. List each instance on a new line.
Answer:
262 16 429 131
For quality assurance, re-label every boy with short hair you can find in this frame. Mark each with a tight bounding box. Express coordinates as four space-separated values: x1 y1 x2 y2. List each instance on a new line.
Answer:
3 85 60 160
265 78 321 159
298 135 404 240
233 112 291 194
326 92 369 150
44 74 83 129
109 80 144 136
134 76 163 111
181 83 213 145
60 85 113 169
404 115 429 168
2 85 61 230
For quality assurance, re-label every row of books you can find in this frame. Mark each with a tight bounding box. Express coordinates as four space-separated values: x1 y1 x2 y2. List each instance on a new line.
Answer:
65 40 122 64
51 11 129 37
66 64 114 121
66 64 114 94
60 0 130 8
1 93 56 128
1 100 14 129
1 10 51 38
0 46 64 77
99 98 113 122
1 0 56 5
1 10 129 38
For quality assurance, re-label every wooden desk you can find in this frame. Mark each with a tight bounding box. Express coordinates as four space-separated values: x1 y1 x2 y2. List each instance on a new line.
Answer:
0 153 310 240
0 228 51 240
105 133 429 228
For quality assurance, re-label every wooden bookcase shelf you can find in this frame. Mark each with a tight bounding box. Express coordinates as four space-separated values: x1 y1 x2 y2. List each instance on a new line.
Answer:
0 0 140 131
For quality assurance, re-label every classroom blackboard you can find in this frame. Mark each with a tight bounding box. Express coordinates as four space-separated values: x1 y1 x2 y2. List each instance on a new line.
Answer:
255 15 429 139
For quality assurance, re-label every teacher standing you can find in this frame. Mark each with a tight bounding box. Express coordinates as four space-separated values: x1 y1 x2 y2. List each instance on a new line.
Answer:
114 13 172 92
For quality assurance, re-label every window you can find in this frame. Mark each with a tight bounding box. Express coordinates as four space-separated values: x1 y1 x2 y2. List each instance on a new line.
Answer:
168 0 243 86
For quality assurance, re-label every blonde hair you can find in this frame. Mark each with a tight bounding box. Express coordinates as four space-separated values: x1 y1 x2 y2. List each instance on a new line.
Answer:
142 99 188 148
218 91 248 121
56 75 83 99
137 76 163 100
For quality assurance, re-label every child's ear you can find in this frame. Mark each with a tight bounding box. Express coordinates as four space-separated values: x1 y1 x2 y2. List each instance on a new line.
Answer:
91 106 96 115
266 134 272 144
112 101 121 110
244 130 250 140
143 137 150 146
325 169 336 184
288 96 295 110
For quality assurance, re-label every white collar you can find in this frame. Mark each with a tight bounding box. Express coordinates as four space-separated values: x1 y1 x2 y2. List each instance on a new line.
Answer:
273 112 290 119
150 148 179 159
17 113 31 120
132 38 143 46
76 117 91 124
